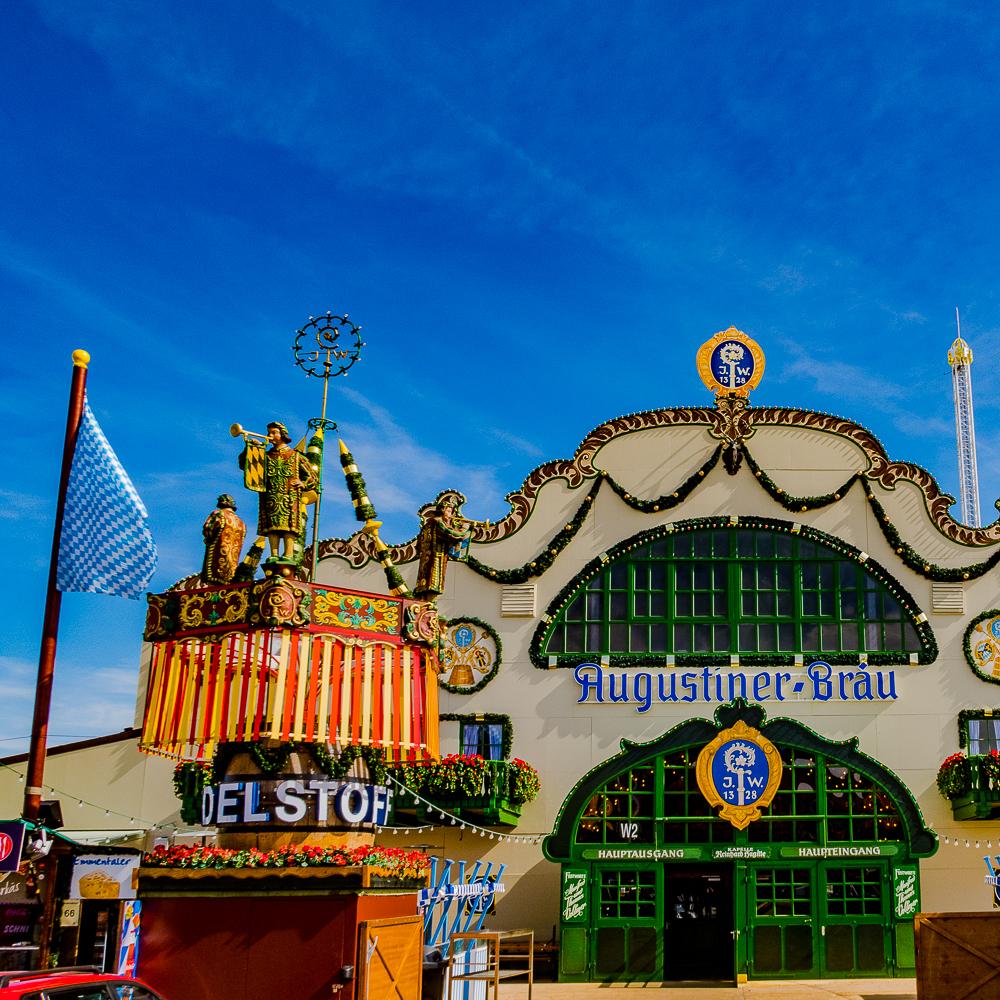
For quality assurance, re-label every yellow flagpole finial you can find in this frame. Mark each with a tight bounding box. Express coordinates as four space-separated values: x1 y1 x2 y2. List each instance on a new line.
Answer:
72 349 91 369
338 439 349 455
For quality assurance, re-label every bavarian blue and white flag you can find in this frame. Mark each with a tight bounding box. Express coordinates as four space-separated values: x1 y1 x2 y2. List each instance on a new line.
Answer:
56 399 158 599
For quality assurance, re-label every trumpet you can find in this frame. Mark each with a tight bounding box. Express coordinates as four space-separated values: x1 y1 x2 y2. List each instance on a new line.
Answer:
455 516 492 531
230 422 269 444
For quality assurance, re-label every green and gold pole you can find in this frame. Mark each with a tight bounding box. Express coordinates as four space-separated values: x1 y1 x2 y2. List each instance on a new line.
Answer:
339 437 411 596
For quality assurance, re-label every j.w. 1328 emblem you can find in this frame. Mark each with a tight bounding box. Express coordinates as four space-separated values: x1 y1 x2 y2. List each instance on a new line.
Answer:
695 721 782 830
696 327 766 398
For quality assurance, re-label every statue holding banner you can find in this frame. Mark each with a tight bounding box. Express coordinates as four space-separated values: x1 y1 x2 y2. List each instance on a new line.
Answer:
414 490 474 601
238 421 317 564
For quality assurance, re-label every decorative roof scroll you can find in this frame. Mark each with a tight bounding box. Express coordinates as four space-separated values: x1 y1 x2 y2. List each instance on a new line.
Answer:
317 402 1000 574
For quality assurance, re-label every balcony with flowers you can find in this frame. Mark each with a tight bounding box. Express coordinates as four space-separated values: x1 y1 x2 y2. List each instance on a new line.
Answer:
388 753 541 827
936 750 1000 820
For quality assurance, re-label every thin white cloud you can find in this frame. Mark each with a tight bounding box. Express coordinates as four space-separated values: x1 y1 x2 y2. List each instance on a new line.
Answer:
326 388 505 542
491 429 544 458
0 654 138 752
0 489 47 522
774 340 908 404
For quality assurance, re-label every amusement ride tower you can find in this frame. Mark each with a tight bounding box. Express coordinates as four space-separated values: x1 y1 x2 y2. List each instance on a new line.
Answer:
948 310 981 527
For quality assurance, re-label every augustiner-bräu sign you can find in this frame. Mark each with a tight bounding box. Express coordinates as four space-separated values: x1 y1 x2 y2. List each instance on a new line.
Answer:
573 660 899 711
199 777 393 828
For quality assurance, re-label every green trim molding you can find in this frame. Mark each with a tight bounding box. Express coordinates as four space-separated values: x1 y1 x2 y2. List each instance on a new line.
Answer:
530 516 937 669
542 699 937 864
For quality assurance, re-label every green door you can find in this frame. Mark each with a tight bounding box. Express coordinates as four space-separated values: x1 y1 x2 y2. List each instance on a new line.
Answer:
819 863 890 976
748 865 820 977
592 866 662 981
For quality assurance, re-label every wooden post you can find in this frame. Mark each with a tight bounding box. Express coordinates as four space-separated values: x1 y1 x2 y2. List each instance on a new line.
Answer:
22 350 90 821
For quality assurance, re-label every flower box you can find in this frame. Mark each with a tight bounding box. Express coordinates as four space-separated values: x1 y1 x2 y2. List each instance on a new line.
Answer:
937 752 1000 821
389 757 539 829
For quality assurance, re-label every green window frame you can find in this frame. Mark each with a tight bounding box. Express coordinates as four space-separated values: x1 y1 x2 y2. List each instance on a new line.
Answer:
538 522 931 667
439 713 513 760
959 709 1000 755
598 868 658 920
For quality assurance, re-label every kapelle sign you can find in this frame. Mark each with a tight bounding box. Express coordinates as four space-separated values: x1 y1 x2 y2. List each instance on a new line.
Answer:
200 777 393 827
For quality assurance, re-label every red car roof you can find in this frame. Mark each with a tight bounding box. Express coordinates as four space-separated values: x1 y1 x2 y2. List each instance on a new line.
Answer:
0 971 156 996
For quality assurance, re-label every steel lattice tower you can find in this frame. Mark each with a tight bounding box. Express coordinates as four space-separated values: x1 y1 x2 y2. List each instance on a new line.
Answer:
948 311 981 527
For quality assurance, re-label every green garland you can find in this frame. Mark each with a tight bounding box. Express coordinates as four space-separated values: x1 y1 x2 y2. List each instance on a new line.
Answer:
864 495 1000 582
437 618 503 694
467 476 603 584
603 446 722 513
209 742 388 784
962 610 1000 687
439 712 514 758
742 445 1000 581
530 515 937 669
173 762 214 824
459 425 997 590
325 407 1000 588
958 707 1000 747
742 447 861 512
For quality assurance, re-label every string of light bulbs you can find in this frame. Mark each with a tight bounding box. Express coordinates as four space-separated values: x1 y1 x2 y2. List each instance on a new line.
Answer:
0 761 176 835
935 830 1000 851
381 775 544 845
1 763 544 846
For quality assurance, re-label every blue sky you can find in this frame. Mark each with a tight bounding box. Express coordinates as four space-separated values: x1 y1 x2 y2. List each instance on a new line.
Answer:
3 2 1000 752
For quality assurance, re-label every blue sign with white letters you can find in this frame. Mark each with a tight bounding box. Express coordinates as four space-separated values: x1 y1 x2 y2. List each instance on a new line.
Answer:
709 739 771 807
710 340 756 390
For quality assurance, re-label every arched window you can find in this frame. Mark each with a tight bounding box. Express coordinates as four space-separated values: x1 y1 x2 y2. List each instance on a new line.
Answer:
537 521 932 667
573 748 904 849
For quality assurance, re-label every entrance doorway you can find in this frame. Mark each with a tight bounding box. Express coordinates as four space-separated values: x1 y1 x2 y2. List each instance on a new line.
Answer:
664 864 734 982
77 901 121 972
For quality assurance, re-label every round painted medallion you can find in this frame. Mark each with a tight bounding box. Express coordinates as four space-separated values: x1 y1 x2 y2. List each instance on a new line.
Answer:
966 613 1000 682
439 619 501 693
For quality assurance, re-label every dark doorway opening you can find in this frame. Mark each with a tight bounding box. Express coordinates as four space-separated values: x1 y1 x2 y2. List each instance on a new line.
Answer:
664 864 734 983
77 901 121 972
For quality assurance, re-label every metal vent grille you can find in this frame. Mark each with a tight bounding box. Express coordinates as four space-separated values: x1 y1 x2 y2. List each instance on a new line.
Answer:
931 582 964 615
501 585 536 617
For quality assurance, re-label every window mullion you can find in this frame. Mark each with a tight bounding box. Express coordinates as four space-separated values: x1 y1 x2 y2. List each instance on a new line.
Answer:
729 553 740 647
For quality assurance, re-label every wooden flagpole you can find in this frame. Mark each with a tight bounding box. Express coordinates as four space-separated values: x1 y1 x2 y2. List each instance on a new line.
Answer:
22 349 90 822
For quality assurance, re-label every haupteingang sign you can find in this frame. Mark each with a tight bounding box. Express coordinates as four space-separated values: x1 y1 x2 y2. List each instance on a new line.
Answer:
199 777 393 828
573 660 899 711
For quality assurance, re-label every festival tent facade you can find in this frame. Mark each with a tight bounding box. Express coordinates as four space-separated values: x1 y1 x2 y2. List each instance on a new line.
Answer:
312 329 1000 982
7 328 1000 986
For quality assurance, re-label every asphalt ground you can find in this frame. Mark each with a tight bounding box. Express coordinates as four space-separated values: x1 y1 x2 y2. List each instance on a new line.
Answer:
495 980 917 999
